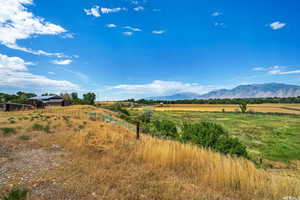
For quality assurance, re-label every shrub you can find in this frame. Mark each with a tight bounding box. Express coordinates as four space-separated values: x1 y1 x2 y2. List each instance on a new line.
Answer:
1 127 17 136
32 123 50 133
181 121 248 158
3 189 29 200
239 101 248 113
139 107 154 123
152 118 178 138
112 104 130 116
19 135 30 140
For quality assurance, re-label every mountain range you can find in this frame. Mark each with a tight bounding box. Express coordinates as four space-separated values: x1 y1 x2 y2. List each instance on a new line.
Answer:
146 83 300 100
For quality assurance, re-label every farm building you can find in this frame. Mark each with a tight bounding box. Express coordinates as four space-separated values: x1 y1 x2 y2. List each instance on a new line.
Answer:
28 95 65 107
0 102 33 112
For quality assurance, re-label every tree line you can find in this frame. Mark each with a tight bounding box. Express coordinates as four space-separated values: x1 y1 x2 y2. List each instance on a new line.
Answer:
0 92 96 105
130 96 300 105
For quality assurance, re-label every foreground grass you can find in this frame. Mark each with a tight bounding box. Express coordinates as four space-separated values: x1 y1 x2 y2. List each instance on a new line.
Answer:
1 106 300 199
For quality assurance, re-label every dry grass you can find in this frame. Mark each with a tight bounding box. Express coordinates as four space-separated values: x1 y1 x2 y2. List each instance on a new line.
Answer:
148 104 300 114
1 106 300 199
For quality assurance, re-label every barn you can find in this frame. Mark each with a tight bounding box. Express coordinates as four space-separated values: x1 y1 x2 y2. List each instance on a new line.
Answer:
28 95 65 107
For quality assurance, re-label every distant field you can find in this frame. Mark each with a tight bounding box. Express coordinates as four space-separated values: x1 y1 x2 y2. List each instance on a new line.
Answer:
95 101 131 105
149 103 300 114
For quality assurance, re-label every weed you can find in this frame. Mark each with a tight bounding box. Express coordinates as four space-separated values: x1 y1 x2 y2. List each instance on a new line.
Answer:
2 189 29 200
32 123 50 133
1 127 17 136
19 135 30 140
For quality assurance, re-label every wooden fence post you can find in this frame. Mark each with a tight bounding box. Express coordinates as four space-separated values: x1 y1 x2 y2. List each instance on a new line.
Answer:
136 122 140 140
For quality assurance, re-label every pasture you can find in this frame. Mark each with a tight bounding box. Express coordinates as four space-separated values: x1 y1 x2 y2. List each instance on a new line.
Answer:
148 103 300 114
1 105 300 199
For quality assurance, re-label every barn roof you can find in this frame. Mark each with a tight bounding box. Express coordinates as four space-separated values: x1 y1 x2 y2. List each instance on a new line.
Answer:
29 95 62 100
43 99 64 103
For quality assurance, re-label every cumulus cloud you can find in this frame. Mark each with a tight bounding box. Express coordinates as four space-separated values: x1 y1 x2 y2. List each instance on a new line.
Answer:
0 0 68 57
124 26 142 32
133 6 144 11
211 12 222 17
0 53 78 91
214 22 226 28
152 30 166 34
84 6 101 17
84 6 126 17
110 80 219 96
269 21 286 30
123 32 133 36
52 59 72 65
106 24 117 28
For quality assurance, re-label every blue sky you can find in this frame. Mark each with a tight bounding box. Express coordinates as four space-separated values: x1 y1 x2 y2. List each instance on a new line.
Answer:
1 0 300 100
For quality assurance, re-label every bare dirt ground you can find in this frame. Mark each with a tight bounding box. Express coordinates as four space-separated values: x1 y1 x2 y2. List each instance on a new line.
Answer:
0 141 73 199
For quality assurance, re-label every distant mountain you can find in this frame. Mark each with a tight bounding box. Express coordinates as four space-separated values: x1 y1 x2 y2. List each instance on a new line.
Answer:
146 92 201 101
146 83 300 100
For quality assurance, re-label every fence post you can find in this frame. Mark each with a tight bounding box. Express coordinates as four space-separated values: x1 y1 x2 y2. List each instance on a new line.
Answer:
136 122 140 140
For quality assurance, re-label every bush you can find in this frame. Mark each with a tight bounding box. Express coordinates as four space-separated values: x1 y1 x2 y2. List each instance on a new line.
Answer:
1 127 17 136
3 189 29 200
19 135 30 140
32 123 50 133
181 121 248 158
139 107 154 123
111 104 130 116
152 119 178 138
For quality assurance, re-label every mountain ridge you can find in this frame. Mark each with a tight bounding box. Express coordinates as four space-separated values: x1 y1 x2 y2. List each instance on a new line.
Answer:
145 83 300 100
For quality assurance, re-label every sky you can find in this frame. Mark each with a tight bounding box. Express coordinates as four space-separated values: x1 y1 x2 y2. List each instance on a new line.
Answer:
1 0 300 100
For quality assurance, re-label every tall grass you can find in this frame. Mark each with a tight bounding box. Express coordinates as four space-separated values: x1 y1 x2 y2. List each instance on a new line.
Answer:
135 136 300 199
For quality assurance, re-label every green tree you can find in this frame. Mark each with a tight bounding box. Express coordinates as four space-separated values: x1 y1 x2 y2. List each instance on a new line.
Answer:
83 92 96 105
239 101 248 113
139 106 154 123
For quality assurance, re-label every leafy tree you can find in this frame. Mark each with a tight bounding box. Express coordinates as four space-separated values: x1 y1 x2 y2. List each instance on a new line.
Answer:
83 92 96 105
239 101 248 113
139 106 154 123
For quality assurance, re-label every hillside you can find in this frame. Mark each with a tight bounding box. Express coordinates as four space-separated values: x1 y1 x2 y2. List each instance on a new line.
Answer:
1 106 300 199
147 83 300 100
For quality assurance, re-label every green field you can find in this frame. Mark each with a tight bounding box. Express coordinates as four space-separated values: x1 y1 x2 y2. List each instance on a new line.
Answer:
130 109 300 165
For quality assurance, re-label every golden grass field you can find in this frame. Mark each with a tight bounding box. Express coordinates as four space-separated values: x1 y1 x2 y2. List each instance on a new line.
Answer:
1 106 300 199
149 103 300 114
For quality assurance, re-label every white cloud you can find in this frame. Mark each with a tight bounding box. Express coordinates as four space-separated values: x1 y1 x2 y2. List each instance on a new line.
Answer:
110 80 219 96
106 24 117 28
269 69 300 75
123 32 133 36
214 22 226 28
84 6 101 17
0 53 78 91
48 72 55 75
62 33 75 39
269 21 286 30
101 7 125 14
152 30 166 34
212 12 222 17
0 0 68 57
124 26 142 32
131 1 139 5
253 66 300 75
52 59 72 65
84 6 126 17
134 6 144 11
253 67 265 71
